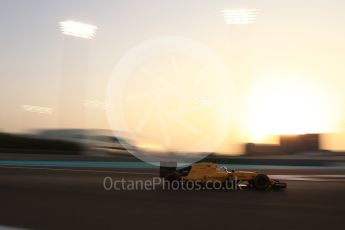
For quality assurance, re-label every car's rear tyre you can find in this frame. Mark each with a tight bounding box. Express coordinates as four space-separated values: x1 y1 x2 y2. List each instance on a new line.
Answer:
253 174 271 190
165 172 181 182
159 164 177 178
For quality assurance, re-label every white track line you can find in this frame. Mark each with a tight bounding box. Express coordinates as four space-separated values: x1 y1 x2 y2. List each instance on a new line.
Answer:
0 226 28 230
269 174 345 182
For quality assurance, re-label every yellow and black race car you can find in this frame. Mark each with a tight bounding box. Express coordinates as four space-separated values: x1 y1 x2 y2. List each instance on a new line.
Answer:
160 162 287 190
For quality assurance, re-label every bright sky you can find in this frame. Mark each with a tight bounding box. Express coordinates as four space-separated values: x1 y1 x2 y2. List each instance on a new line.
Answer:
1 0 345 153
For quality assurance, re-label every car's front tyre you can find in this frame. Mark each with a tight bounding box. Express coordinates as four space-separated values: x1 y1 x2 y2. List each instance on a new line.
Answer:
253 174 271 190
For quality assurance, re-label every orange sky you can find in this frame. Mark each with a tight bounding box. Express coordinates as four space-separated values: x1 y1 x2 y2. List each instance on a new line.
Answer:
1 0 345 154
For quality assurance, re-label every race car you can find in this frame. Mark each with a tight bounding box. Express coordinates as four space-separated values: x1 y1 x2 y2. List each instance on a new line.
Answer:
160 162 287 190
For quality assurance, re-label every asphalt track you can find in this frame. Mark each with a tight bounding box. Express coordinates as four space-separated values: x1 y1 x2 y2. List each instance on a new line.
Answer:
0 166 344 230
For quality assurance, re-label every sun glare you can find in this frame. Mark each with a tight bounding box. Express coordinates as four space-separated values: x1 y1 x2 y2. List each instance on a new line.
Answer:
246 74 339 142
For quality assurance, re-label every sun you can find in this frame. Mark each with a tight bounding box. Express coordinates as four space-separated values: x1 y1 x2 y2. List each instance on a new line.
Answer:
245 74 339 143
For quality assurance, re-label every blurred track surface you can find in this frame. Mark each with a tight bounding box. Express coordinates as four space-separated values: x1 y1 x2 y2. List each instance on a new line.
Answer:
0 166 344 230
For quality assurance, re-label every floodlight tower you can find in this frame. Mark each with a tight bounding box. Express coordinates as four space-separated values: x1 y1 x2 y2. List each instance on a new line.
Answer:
58 21 97 129
221 8 258 81
221 8 258 90
221 8 259 150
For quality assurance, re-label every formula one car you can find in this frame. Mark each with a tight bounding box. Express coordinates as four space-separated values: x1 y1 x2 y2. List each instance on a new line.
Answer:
160 162 286 190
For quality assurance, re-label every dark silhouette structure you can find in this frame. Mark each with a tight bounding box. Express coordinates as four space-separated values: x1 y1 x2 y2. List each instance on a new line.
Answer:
245 134 320 155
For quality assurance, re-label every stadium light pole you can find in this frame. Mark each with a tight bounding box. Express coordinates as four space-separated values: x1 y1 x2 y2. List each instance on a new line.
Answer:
58 20 97 130
221 8 259 89
221 8 259 148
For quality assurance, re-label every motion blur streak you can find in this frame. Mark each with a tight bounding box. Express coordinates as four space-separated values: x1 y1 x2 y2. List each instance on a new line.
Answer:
22 105 53 115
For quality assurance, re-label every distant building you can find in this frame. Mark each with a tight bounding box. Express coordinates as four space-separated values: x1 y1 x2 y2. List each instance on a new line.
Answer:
280 134 320 154
245 143 281 156
245 134 320 155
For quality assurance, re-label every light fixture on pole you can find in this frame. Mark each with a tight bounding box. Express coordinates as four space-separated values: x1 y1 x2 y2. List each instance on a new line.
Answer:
59 20 97 39
58 20 97 129
222 9 259 25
